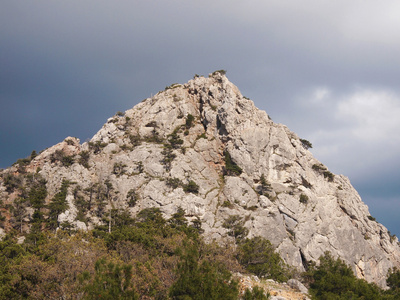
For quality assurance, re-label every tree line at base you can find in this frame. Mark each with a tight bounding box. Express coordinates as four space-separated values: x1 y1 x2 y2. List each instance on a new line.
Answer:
0 207 399 299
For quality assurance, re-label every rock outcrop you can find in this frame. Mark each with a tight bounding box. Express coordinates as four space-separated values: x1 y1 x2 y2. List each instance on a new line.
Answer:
1 71 399 287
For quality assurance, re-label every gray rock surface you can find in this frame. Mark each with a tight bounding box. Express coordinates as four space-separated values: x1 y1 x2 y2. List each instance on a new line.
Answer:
287 279 308 294
1 71 399 287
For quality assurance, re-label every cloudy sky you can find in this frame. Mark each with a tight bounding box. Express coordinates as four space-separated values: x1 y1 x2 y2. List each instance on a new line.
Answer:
1 1 399 236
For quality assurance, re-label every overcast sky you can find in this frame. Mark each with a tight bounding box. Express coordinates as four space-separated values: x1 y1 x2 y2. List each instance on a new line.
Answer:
1 1 399 237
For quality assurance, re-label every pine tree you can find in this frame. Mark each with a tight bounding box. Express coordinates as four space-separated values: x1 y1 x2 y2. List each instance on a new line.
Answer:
47 180 70 230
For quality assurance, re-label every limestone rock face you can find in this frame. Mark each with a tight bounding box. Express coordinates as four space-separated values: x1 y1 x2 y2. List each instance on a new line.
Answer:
1 72 399 286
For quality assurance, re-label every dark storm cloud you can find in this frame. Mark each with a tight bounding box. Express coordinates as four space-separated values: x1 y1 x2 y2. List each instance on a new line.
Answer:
1 1 399 236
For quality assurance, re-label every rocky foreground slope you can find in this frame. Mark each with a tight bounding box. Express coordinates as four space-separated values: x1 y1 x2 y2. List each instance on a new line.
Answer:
1 71 399 287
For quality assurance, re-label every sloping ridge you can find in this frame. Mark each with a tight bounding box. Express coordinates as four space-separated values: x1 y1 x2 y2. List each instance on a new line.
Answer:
1 71 399 287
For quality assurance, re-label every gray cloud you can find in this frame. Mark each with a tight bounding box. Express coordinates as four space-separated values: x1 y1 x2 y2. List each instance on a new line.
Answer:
1 0 399 236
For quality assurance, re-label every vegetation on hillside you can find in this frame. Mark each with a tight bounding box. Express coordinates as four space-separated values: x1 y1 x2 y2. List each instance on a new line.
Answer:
1 177 400 299
1 203 399 299
302 252 400 299
0 208 242 299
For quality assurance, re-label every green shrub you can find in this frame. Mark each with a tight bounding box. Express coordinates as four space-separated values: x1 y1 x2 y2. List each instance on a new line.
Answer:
224 151 242 176
126 189 137 207
88 141 108 154
303 252 383 299
47 180 70 230
129 134 142 147
166 177 182 189
246 205 258 211
300 138 313 149
61 155 75 167
185 114 195 129
165 83 181 90
73 189 89 223
167 131 183 149
237 237 291 282
50 149 63 164
144 128 164 144
30 150 37 160
243 286 270 300
222 200 233 208
196 133 207 140
212 69 227 76
190 217 204 234
14 156 32 171
113 162 127 176
2 173 22 193
323 171 334 182
169 207 188 228
81 258 138 299
312 164 334 182
222 215 248 242
64 138 75 145
159 128 184 170
136 161 144 173
28 176 47 210
10 197 29 233
312 164 326 172
136 207 165 224
299 194 309 204
183 180 199 194
161 146 176 171
387 267 400 292
79 151 90 168
259 174 272 195
169 239 238 300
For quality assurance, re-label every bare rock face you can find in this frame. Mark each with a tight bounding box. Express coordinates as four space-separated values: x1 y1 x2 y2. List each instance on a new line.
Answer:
1 72 399 287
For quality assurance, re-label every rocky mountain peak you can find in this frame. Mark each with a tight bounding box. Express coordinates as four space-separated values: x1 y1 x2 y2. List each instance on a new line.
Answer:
1 71 399 287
